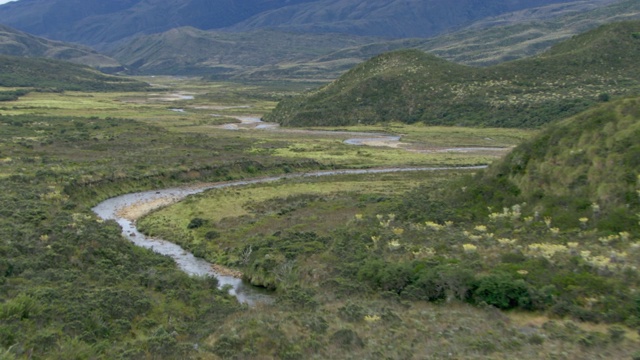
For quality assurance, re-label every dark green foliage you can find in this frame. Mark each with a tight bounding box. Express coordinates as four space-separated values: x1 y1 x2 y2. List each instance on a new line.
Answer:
0 89 29 101
187 217 207 229
392 186 454 223
338 301 366 322
473 274 532 309
205 230 220 240
276 285 318 310
266 21 640 128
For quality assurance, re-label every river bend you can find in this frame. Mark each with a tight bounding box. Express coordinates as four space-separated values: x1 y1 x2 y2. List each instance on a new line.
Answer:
92 166 486 305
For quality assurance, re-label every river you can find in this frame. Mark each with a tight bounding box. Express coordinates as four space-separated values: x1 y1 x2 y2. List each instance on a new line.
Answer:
92 166 486 305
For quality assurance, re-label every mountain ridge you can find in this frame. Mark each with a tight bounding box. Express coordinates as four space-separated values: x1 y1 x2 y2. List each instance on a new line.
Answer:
0 24 123 72
0 0 608 49
105 0 640 79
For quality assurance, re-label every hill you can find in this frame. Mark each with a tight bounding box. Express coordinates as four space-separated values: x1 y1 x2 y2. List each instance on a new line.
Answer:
0 0 608 50
0 55 148 91
109 27 381 77
264 20 640 128
364 95 640 325
476 97 640 232
0 24 122 72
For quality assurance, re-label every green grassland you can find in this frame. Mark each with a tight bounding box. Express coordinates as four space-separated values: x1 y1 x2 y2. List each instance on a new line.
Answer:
1 64 639 358
1 76 532 170
137 95 640 359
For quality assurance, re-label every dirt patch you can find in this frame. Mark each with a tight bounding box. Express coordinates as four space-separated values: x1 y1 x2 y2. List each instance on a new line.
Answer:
116 196 182 221
212 264 243 278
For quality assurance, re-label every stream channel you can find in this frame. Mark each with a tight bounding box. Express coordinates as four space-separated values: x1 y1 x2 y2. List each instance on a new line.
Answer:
92 166 486 306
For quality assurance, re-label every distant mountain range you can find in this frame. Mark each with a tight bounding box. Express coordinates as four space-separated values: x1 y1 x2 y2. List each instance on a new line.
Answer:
0 0 637 80
0 24 122 72
106 0 640 78
265 20 640 128
0 0 615 49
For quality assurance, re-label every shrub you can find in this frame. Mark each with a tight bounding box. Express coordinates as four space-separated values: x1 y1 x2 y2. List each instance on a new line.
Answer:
338 302 366 323
329 329 364 349
473 273 531 309
187 218 206 229
204 230 220 240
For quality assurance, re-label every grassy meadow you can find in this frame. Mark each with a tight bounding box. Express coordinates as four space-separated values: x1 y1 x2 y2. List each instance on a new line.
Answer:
3 76 640 359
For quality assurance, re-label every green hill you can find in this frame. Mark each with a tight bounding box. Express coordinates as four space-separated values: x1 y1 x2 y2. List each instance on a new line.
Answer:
476 96 640 232
265 21 640 128
0 24 122 72
0 55 148 91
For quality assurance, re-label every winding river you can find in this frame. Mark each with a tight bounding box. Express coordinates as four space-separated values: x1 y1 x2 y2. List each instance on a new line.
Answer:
92 166 486 305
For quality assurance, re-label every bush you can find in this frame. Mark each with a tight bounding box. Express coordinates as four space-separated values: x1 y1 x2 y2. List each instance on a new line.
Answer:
473 273 531 309
204 230 220 240
187 218 206 229
338 302 366 323
329 329 364 349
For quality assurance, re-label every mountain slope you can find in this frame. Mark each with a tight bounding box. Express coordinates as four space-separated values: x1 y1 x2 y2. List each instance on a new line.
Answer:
230 0 608 38
265 21 640 128
0 0 317 49
417 0 640 66
0 55 148 91
110 27 381 77
0 0 609 49
106 0 638 79
0 24 122 72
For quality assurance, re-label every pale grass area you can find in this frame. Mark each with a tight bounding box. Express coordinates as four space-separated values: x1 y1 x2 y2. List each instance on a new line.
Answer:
509 312 640 342
205 299 639 359
151 177 421 226
116 196 182 221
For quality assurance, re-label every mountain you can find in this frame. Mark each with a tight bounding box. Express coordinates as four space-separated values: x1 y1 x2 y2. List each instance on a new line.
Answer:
0 0 608 50
230 0 614 38
264 21 640 128
107 0 638 79
0 55 148 91
0 24 123 72
0 0 317 49
109 27 382 77
418 0 640 66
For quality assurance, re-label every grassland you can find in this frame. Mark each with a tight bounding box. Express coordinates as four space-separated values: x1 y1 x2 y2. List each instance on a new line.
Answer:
3 74 640 359
135 95 640 359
